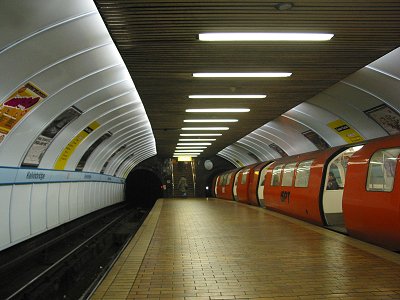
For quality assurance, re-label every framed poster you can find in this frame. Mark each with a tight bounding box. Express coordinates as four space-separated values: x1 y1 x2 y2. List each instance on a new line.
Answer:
302 130 330 150
364 104 400 135
22 106 81 166
269 143 288 157
0 82 48 143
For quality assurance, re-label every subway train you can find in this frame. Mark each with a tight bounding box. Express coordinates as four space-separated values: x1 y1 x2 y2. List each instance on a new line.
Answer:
213 134 400 251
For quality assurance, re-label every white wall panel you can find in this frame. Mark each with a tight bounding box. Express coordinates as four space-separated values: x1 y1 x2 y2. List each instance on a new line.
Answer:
368 47 400 79
106 137 155 175
86 122 153 173
344 68 400 112
47 184 60 228
66 110 140 171
83 182 92 214
0 0 97 51
309 89 387 139
0 13 111 105
82 119 146 171
77 182 86 217
59 183 70 224
284 103 346 146
0 186 12 249
31 184 47 235
69 183 78 220
10 185 32 242
0 59 127 166
40 101 140 169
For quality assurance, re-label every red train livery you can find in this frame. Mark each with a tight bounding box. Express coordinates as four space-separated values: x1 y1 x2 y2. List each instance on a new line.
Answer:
213 135 400 251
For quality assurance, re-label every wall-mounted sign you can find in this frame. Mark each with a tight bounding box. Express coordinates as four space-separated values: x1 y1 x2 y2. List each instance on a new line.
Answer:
0 82 48 143
54 121 100 170
327 119 364 143
23 106 81 167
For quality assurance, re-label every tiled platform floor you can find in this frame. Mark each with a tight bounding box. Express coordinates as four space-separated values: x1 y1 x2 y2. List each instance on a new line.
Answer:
91 198 400 300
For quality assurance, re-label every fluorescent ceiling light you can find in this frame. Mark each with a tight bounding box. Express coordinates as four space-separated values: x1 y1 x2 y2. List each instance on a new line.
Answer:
199 32 334 41
175 149 203 152
184 119 238 123
182 127 229 130
189 95 266 99
186 108 250 113
176 146 208 149
179 139 216 141
180 133 222 136
174 154 198 158
193 72 291 78
177 143 212 146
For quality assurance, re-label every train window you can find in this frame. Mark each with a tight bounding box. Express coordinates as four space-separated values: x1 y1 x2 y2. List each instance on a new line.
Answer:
295 160 313 187
227 173 232 185
281 163 297 186
241 169 249 184
271 164 284 186
367 148 400 192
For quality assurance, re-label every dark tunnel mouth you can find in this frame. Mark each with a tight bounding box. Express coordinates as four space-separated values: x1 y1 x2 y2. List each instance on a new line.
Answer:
125 169 163 208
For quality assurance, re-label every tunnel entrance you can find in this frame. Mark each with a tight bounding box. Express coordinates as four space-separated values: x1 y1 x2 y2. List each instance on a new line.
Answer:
125 169 163 208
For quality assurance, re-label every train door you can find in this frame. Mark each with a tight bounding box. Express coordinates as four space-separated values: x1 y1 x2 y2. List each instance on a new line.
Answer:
257 163 271 207
322 145 363 231
233 171 240 200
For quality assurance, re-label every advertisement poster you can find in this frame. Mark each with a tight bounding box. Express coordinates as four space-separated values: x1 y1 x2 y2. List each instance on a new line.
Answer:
23 107 81 166
76 131 112 171
364 104 400 135
302 130 330 150
100 145 127 174
269 143 288 157
0 82 48 143
327 119 364 143
54 121 100 170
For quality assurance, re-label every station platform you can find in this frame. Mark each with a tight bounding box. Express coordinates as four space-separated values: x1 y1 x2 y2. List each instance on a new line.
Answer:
90 198 400 300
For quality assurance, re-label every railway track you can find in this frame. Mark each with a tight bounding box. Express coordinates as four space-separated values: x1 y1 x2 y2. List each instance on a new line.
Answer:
0 203 148 300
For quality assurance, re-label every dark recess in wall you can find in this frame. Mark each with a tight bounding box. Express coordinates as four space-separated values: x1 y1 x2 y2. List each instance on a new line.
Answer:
125 169 163 208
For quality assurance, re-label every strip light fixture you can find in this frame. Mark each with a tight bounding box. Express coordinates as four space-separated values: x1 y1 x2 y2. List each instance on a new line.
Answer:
177 143 212 146
182 127 229 131
184 119 238 123
176 146 208 149
179 139 216 141
198 32 334 41
180 133 222 136
175 149 204 152
193 72 291 78
186 108 250 113
189 95 266 99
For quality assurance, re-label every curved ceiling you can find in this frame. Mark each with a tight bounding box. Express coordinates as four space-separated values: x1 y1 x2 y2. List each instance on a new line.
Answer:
94 0 400 158
0 0 156 176
1 0 399 175
219 47 400 166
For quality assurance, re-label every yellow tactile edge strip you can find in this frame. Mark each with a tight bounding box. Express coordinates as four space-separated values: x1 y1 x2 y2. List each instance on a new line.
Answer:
90 199 164 299
216 198 400 266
